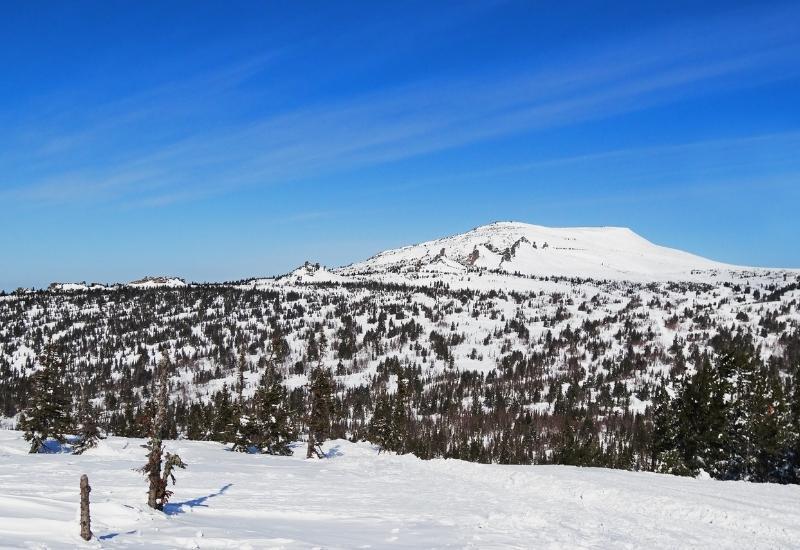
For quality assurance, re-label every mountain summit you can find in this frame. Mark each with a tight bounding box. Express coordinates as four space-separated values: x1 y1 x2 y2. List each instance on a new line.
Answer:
337 221 730 281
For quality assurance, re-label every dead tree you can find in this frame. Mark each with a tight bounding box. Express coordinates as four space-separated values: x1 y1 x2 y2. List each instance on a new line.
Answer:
79 474 92 541
140 357 186 510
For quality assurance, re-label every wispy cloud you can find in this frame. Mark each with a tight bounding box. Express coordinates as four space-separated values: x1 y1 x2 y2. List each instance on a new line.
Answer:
532 172 800 211
3 2 799 207
402 130 800 183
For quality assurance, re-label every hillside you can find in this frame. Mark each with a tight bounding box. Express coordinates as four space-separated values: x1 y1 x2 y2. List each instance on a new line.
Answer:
128 276 188 289
1 430 798 549
338 221 736 282
276 262 349 285
1 222 799 486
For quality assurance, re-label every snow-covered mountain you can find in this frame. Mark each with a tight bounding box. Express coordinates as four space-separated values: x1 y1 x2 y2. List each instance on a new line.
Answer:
338 221 733 282
275 262 349 285
41 222 791 292
127 276 187 288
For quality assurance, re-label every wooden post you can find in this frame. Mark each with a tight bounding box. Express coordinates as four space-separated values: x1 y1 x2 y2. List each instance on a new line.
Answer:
80 474 92 541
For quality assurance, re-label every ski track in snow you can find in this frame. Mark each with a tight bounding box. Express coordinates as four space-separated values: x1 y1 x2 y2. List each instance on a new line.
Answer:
0 430 798 549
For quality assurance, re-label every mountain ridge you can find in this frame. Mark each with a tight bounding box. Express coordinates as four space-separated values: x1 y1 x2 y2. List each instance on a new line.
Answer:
41 222 798 291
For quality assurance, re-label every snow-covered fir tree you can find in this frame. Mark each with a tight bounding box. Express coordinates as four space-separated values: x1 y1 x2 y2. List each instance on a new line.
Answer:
18 346 71 454
249 367 297 455
72 384 103 455
306 366 333 459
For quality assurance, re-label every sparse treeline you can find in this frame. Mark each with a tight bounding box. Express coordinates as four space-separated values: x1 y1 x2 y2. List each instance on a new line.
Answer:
3 276 799 483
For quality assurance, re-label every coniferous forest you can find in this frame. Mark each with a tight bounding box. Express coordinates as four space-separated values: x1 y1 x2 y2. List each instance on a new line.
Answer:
1 272 798 484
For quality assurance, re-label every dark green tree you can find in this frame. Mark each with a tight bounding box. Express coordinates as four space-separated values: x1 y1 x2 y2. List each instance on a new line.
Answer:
72 385 104 455
650 383 678 471
250 368 297 455
211 384 241 447
19 346 72 453
368 393 395 452
269 324 291 365
391 376 410 454
306 366 334 458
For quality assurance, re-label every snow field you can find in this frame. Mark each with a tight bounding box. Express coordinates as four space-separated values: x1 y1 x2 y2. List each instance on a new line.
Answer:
0 430 798 549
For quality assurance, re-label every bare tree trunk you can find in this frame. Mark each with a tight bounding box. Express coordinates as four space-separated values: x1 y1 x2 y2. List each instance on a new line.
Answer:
140 358 185 511
79 474 92 541
147 442 162 509
306 432 315 459
148 358 169 509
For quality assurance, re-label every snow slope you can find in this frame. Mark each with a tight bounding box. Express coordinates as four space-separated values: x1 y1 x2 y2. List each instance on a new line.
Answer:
128 276 187 289
48 282 109 292
339 221 736 281
0 430 798 549
41 222 796 291
276 262 350 285
48 282 92 292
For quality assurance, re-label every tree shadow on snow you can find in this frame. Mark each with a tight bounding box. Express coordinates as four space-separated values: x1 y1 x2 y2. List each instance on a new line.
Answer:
163 483 233 516
325 444 344 458
222 443 260 453
99 530 137 541
40 438 74 454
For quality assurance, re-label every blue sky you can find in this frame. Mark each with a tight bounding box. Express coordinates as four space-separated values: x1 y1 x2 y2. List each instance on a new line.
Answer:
2 1 799 290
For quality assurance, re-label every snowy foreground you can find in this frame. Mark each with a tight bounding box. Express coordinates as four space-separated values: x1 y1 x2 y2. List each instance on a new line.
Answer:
1 431 798 549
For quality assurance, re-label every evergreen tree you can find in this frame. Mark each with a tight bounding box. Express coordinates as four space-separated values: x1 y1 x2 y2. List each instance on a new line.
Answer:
368 393 395 452
306 329 320 363
553 410 603 466
306 366 334 458
715 335 792 482
789 367 800 482
228 349 251 453
724 346 762 480
651 355 724 476
674 355 727 476
650 382 678 471
733 362 791 482
211 384 237 444
72 385 103 455
209 383 249 451
653 335 797 483
236 346 247 400
694 354 729 477
19 346 71 453
391 376 410 454
268 324 290 365
250 368 297 455
229 418 251 452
